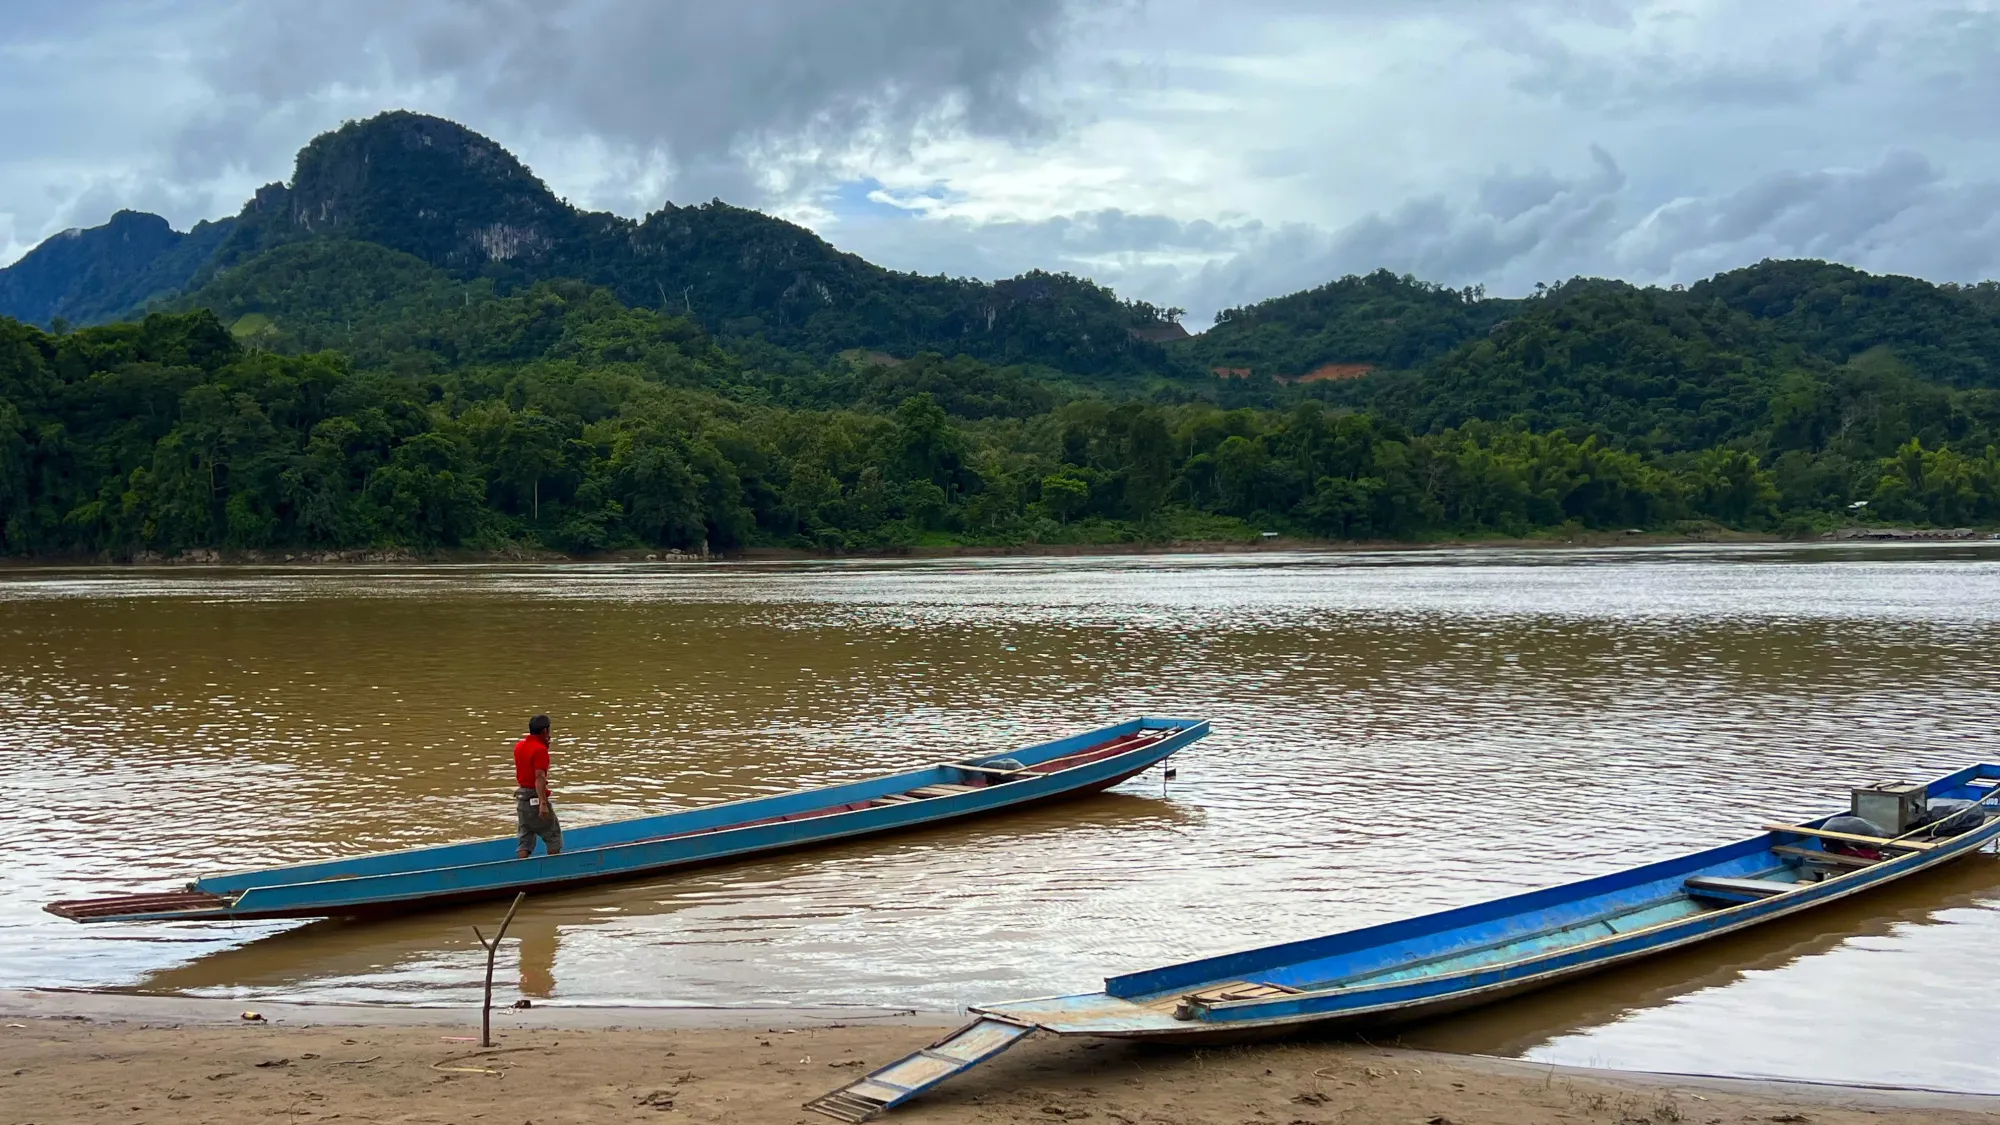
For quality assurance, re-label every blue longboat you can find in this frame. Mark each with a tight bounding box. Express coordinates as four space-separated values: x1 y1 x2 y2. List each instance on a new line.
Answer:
47 716 1208 924
809 764 2000 1123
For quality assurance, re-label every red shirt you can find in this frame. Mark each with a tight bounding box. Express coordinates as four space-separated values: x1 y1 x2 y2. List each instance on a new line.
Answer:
514 733 550 789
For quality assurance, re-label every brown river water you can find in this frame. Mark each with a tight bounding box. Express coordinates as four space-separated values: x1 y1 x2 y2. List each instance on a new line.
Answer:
7 544 2000 1092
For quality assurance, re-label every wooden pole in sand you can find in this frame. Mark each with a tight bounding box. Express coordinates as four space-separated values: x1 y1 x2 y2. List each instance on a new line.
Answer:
473 892 526 1049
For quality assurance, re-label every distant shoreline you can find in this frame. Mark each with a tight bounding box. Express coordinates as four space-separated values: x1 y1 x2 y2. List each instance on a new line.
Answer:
4 526 1998 568
0 530 1768 567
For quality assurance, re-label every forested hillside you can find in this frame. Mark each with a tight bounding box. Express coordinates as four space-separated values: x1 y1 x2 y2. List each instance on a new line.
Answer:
1182 270 1522 379
6 280 1999 560
0 210 236 329
1690 260 2000 389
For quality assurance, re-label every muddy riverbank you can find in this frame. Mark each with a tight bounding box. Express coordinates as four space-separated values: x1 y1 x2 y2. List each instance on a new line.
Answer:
3 991 1991 1125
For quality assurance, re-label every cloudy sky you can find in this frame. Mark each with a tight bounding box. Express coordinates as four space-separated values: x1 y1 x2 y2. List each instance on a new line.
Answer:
5 0 2000 323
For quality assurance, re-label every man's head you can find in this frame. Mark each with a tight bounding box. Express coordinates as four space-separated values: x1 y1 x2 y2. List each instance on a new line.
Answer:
529 714 551 738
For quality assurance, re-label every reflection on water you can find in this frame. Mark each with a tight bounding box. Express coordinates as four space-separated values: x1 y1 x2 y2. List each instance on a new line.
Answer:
7 542 2000 1090
514 915 558 999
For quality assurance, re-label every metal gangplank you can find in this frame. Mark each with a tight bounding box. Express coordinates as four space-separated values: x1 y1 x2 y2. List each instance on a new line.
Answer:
805 1017 1035 1122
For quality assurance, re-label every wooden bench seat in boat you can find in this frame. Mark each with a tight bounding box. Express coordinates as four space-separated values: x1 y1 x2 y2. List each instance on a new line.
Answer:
1773 844 1879 868
873 784 981 807
1684 875 1800 903
1172 981 1302 1020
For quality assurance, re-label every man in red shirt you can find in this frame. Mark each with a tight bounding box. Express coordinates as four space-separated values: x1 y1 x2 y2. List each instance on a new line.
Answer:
514 715 562 858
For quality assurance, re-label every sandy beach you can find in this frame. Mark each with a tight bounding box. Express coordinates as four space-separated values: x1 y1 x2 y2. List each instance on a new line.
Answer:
3 991 1993 1125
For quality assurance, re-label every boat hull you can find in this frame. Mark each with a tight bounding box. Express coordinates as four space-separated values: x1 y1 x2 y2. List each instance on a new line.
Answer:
235 756 1165 922
48 717 1208 923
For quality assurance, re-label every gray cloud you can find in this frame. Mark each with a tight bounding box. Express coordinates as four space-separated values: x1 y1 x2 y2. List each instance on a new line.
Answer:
829 144 2000 326
1492 7 1890 115
1305 153 1994 313
181 0 1084 206
835 147 1625 316
1613 150 2000 283
6 0 2000 326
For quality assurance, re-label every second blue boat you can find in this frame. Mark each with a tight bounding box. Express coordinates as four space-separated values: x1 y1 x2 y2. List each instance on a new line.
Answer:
813 764 2000 1122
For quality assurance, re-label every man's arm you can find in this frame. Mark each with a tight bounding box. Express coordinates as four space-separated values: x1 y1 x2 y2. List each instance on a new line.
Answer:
536 766 551 817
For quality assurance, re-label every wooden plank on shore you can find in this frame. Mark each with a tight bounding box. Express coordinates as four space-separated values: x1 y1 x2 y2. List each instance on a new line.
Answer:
1762 823 1939 850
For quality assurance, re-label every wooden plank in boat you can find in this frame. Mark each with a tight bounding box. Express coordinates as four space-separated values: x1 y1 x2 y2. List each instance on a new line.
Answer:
1684 875 1799 900
908 786 974 799
1773 844 1878 868
1186 981 1302 1003
1172 980 1305 1020
1762 824 1939 850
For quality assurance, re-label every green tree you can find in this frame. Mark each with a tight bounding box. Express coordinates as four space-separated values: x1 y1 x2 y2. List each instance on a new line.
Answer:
1690 448 1779 526
1039 469 1089 524
369 432 486 546
609 428 706 549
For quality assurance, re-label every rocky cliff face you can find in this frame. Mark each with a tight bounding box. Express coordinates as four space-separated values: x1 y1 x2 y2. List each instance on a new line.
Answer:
210 110 582 274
